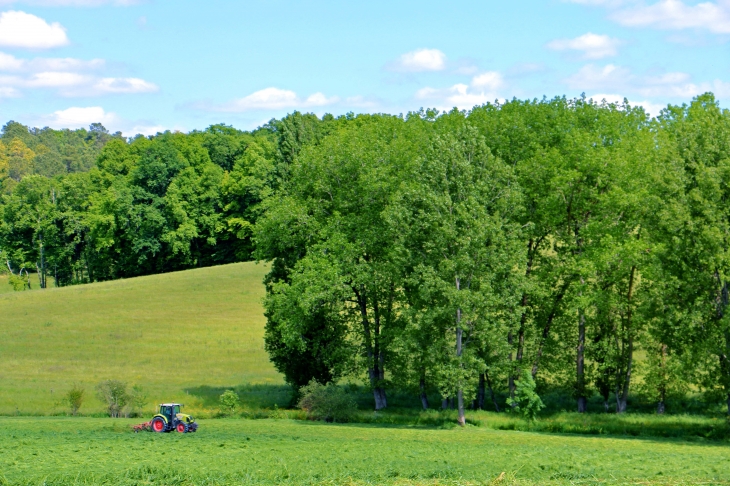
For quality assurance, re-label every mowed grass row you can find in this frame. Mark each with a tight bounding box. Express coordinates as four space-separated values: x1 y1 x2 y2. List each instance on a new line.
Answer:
0 262 280 415
1 417 729 486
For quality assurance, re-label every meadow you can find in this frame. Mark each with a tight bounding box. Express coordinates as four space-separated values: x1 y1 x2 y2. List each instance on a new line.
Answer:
0 262 279 415
2 416 729 486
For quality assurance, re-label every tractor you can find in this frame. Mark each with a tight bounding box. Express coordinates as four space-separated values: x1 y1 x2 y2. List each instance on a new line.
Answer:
149 403 198 433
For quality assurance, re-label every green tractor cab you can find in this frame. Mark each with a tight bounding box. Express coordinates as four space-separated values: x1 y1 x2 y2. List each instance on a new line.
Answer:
150 403 198 433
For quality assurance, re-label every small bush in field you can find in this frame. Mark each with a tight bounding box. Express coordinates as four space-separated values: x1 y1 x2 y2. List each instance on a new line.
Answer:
95 380 129 418
64 385 84 416
219 390 239 415
297 380 357 422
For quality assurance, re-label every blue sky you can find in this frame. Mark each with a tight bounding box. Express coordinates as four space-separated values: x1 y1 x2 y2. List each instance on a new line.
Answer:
0 0 728 135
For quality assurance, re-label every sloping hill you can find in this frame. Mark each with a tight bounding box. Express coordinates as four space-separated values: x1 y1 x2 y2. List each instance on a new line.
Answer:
0 262 281 415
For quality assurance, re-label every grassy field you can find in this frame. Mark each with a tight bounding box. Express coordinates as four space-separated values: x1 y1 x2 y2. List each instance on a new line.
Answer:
0 262 280 416
2 417 729 486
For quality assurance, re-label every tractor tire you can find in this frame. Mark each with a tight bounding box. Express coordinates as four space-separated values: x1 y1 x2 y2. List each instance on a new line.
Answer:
151 417 166 433
176 422 188 434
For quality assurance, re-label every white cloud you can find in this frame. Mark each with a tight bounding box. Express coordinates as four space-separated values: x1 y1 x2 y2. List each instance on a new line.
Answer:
569 0 730 34
87 77 158 95
565 64 632 90
0 51 23 70
0 51 105 71
204 87 339 112
230 87 297 111
390 48 447 72
415 71 504 110
34 106 181 137
565 63 730 100
547 33 622 59
0 11 69 49
589 93 667 116
39 106 118 129
471 71 504 90
611 0 730 34
304 92 338 107
0 52 157 96
343 95 380 109
0 85 18 97
129 124 167 136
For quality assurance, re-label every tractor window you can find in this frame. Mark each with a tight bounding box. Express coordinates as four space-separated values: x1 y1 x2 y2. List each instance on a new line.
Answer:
173 405 180 414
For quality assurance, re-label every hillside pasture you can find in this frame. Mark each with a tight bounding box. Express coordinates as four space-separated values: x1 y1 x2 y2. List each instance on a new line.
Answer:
0 262 280 415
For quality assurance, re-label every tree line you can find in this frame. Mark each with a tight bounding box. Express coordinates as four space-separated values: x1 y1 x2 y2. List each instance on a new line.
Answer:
2 94 730 420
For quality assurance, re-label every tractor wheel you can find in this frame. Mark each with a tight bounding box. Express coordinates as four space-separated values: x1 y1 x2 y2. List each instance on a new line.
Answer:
151 417 166 433
176 422 188 434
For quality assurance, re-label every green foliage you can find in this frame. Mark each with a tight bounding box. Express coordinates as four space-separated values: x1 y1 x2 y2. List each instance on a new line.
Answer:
7 272 29 291
507 370 545 421
95 380 129 418
297 380 357 422
219 390 239 415
63 384 84 416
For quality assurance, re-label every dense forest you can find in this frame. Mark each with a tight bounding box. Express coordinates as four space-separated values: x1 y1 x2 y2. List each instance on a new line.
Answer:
3 94 730 422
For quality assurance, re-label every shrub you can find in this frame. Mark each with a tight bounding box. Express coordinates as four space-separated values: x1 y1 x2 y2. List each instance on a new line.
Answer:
64 384 85 416
219 390 240 415
507 370 545 421
95 380 129 418
297 380 357 422
8 273 29 291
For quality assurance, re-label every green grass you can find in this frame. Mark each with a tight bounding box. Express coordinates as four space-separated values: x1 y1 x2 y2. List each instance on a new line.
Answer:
2 417 730 486
0 274 13 293
0 262 280 416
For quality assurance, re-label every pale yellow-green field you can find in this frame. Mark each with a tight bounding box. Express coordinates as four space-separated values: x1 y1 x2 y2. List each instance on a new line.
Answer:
0 262 282 415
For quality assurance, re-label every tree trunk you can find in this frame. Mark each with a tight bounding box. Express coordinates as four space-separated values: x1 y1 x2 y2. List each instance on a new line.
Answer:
419 375 429 410
454 276 466 426
476 373 486 410
485 370 500 412
508 331 515 408
456 323 466 421
38 230 46 289
442 397 450 410
576 309 587 413
657 343 667 415
532 282 569 379
373 387 387 410
354 286 387 410
616 266 637 414
716 279 730 416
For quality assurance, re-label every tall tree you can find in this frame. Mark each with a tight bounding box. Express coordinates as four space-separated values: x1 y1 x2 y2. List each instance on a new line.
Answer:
256 114 420 409
393 116 523 424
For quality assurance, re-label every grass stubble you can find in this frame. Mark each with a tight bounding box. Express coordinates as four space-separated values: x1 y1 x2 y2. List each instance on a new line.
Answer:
1 417 729 486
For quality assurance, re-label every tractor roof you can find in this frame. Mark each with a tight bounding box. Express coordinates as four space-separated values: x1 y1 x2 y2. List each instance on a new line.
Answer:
159 403 183 407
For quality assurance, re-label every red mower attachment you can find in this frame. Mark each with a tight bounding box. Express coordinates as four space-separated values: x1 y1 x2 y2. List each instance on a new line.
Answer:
132 421 152 433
